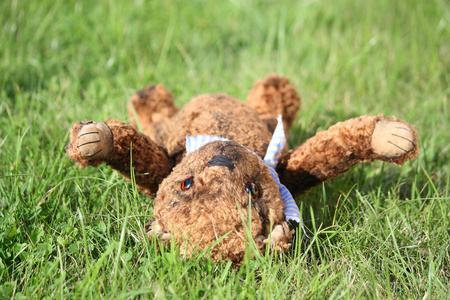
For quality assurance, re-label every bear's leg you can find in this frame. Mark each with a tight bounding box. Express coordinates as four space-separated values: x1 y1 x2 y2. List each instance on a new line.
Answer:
247 74 301 136
66 119 174 197
128 83 178 145
276 116 418 196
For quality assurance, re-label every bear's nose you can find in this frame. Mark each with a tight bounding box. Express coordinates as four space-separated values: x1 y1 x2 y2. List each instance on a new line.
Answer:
207 155 235 170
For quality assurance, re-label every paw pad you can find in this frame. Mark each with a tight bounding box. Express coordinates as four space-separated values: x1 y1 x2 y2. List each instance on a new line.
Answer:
371 120 416 158
77 122 113 160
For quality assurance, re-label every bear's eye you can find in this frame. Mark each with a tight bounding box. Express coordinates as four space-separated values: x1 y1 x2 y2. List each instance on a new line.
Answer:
181 176 194 191
245 182 259 199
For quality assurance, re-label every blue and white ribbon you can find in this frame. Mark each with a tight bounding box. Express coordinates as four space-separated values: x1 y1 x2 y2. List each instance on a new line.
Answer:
185 116 301 223
262 116 301 223
186 135 230 154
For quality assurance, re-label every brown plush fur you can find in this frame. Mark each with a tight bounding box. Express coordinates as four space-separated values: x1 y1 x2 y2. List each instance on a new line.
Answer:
66 74 419 265
153 141 285 262
277 115 419 196
247 74 301 136
164 94 272 161
128 84 178 145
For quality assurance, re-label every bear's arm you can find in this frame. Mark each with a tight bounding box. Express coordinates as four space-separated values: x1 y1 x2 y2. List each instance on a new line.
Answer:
276 115 419 197
66 119 174 197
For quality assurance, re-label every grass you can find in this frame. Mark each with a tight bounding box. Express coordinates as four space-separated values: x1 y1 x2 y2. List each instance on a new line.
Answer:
0 0 449 298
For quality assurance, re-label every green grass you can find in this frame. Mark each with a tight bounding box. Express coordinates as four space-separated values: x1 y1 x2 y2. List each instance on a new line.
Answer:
1 0 449 298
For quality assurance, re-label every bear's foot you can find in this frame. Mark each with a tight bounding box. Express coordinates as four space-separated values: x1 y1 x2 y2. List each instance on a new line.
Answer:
371 120 416 158
128 83 178 144
247 74 300 135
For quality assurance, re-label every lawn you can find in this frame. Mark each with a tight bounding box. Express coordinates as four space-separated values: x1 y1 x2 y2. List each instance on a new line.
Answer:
1 0 449 298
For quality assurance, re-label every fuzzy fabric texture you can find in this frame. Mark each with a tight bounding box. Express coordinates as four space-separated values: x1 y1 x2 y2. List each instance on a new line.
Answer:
153 140 287 263
128 83 178 145
67 119 173 197
66 74 419 264
247 74 301 136
164 93 273 161
276 115 419 196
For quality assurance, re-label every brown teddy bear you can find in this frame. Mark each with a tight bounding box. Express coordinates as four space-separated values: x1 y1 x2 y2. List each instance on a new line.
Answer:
66 75 418 264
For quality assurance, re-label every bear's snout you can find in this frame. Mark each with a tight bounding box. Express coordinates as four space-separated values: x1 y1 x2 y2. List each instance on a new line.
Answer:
207 155 235 170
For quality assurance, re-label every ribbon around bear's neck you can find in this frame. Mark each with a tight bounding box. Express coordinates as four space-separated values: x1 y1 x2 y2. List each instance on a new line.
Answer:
186 116 301 223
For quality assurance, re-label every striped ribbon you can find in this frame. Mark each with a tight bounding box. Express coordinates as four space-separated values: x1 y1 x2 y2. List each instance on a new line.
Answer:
262 116 301 223
185 116 301 222
186 135 230 153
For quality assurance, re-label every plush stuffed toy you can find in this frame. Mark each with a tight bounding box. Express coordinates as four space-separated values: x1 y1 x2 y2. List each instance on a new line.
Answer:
66 75 418 264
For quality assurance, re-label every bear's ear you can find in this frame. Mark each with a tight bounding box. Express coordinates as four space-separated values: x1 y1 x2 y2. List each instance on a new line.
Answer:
276 116 418 197
145 219 171 243
262 222 294 252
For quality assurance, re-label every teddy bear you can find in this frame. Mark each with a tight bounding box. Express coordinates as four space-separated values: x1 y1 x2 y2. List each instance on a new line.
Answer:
66 74 418 264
